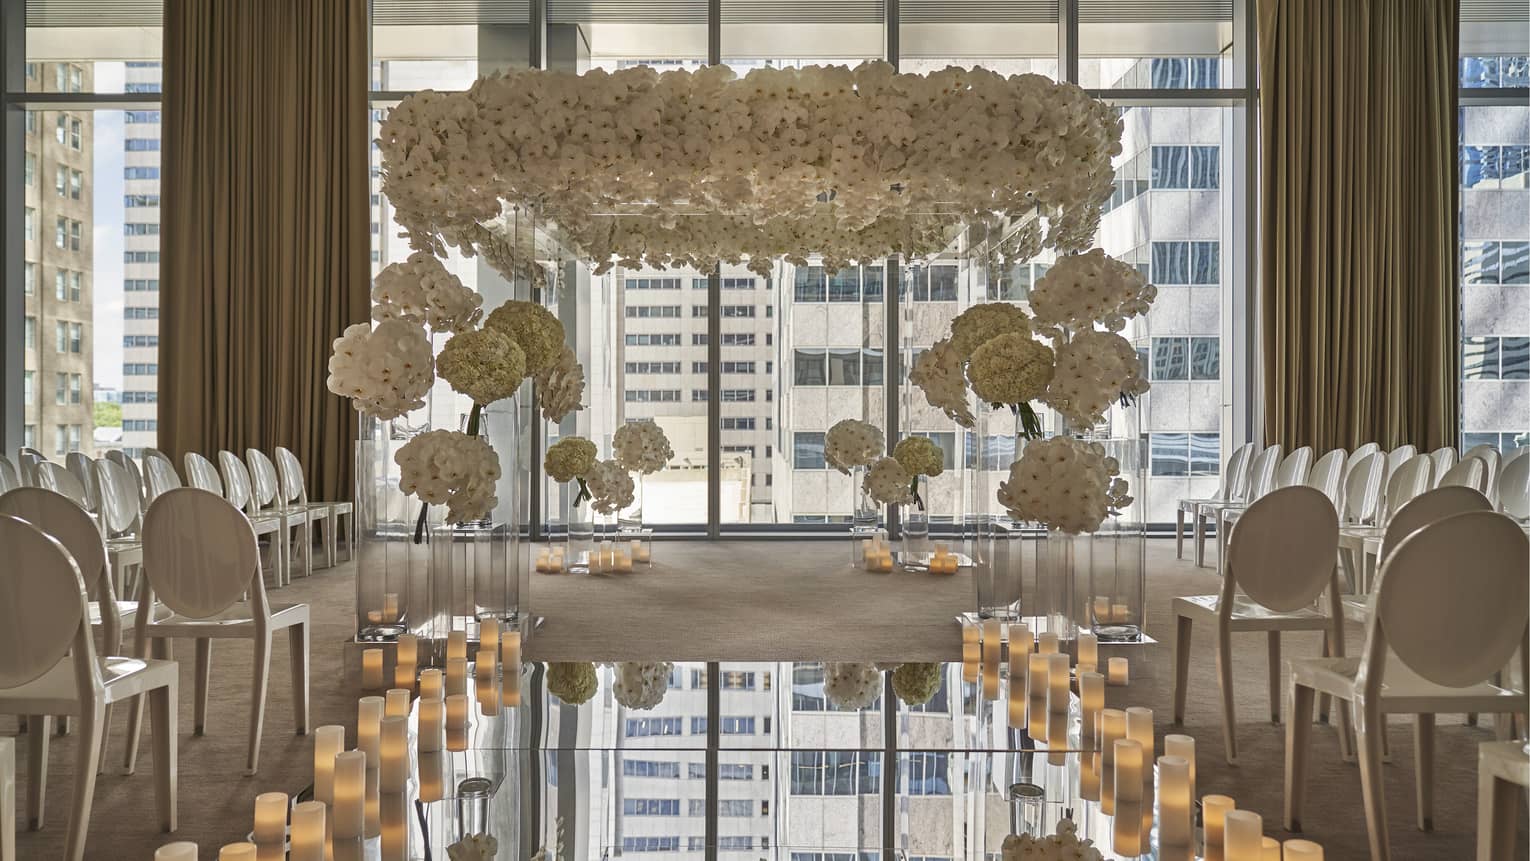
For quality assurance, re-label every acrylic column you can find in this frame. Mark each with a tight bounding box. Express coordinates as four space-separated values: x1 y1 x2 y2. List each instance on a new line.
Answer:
970 401 1023 620
355 416 435 643
1084 405 1147 642
847 464 883 566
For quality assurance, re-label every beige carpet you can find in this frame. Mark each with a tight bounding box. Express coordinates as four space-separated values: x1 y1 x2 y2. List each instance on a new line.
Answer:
6 539 1526 859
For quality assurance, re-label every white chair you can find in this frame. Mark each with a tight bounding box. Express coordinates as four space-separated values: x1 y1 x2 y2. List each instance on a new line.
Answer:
1343 452 1387 526
182 452 223 495
1306 448 1347 509
247 448 322 577
1216 446 1314 572
218 452 289 587
1384 444 1418 481
1177 441 1255 560
1498 452 1529 521
0 455 19 494
95 460 146 600
1426 446 1457 482
1436 457 1488 494
1469 447 1503 506
1340 454 1435 595
275 446 354 567
63 453 100 516
1381 454 1436 523
0 514 178 861
33 462 91 513
104 450 147 515
1477 740 1529 861
124 488 311 775
1283 511 1529 860
1171 485 1347 764
15 448 45 486
1198 443 1282 569
141 450 182 506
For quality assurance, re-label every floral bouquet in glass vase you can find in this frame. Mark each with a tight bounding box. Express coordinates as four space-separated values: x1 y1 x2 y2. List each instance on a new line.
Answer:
611 420 672 564
585 459 636 574
825 418 886 566
888 436 948 571
543 436 596 574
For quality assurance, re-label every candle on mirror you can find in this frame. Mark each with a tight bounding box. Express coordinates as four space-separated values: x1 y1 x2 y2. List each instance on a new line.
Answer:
357 696 384 767
1281 839 1324 860
1114 739 1143 804
1076 632 1098 672
535 549 549 573
1078 742 1101 801
393 634 418 688
332 749 366 839
418 696 443 752
1046 653 1070 714
1079 672 1104 743
502 660 522 707
446 726 468 752
219 842 257 860
445 658 467 696
361 648 384 689
380 788 409 861
982 618 1002 699
382 592 399 623
1202 794 1237 861
1260 837 1282 860
1046 709 1069 765
962 641 980 683
1107 656 1129 685
1093 596 1111 622
155 843 199 861
1038 631 1059 654
253 791 288 846
479 618 500 655
1156 755 1192 846
1007 670 1025 727
1026 653 1050 739
385 688 411 719
446 693 468 730
1098 708 1126 815
288 801 325 861
365 762 382 838
1164 733 1196 799
1008 621 1032 660
380 715 409 793
417 751 444 803
1223 809 1264 861
419 668 443 701
1126 706 1154 765
447 630 467 662
312 724 344 805
500 630 522 669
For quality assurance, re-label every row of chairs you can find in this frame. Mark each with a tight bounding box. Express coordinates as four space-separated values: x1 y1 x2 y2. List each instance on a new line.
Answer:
0 485 312 861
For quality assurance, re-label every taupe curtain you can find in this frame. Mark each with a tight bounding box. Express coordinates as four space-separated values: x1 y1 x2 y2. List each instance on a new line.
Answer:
1258 0 1459 453
161 0 369 502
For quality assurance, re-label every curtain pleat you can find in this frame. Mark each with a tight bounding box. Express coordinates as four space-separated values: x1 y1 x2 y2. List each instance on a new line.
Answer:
161 0 369 502
1258 0 1459 453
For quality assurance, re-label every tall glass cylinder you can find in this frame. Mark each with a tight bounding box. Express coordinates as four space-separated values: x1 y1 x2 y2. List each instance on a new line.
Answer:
848 464 880 565
1085 407 1148 641
900 475 931 568
355 417 436 643
565 497 594 575
970 401 1022 619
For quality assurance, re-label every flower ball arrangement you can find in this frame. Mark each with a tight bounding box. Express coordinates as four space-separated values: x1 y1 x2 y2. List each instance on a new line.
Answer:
584 459 636 516
822 662 882 710
546 661 599 705
824 419 885 475
891 662 942 707
863 457 915 507
395 430 501 524
1000 818 1104 861
996 436 1132 534
538 344 586 423
612 421 674 475
612 661 674 710
371 250 483 334
435 327 526 406
326 320 435 420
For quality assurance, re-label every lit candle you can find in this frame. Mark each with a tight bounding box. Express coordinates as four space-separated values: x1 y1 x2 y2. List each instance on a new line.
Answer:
331 749 366 839
478 674 501 715
1126 706 1154 765
1098 708 1126 815
1026 653 1050 739
155 843 199 861
1007 670 1026 727
1112 739 1145 856
253 792 288 846
447 630 467 662
446 693 468 730
962 640 980 683
617 551 634 573
550 551 564 573
364 765 380 838
1202 795 1237 861
380 789 409 861
382 592 399 623
962 622 979 645
312 725 344 805
1038 632 1059 654
380 715 409 793
1093 596 1111 622
535 549 550 573
1008 621 1032 660
479 618 500 655
500 630 521 669
1281 839 1324 859
982 618 1001 699
1157 755 1192 846
1260 837 1282 860
1007 623 1031 727
1224 809 1264 861
418 696 443 752
1046 709 1069 765
419 668 444 701
446 726 468 752
1046 653 1070 714
1078 741 1100 800
1164 734 1196 800
385 688 411 719
357 696 384 767
1107 656 1129 685
219 842 256 860
361 648 384 689
502 659 521 707
446 658 467 696
417 751 444 803
1111 603 1130 624
1079 671 1104 743
394 634 418 688
1076 632 1098 673
288 801 325 861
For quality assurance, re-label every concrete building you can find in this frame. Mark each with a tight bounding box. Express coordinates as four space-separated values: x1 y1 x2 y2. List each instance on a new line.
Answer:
119 61 164 459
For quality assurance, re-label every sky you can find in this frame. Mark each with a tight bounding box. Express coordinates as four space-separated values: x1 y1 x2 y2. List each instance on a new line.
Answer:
92 62 127 391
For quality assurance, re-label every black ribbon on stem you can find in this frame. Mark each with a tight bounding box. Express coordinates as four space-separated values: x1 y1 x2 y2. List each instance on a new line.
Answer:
909 476 925 511
412 402 483 545
573 477 591 508
1005 402 1044 439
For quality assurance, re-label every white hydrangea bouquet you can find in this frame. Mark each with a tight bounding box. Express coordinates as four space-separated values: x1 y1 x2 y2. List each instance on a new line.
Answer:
611 420 673 532
611 661 674 710
1000 818 1104 861
821 662 883 711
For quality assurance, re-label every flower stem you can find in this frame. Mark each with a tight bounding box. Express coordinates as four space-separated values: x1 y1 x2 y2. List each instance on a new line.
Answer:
909 476 925 511
1015 402 1044 439
573 477 591 508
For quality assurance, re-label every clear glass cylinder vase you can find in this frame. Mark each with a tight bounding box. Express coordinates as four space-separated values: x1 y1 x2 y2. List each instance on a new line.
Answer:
565 497 594 575
430 522 517 662
848 464 881 566
970 402 1023 620
355 417 435 643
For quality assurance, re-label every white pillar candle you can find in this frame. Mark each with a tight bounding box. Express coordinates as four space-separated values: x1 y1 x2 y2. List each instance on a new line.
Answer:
1281 839 1324 859
1224 809 1264 861
982 618 1002 700
380 715 409 793
156 843 199 861
1038 632 1059 654
1079 672 1104 745
1114 739 1143 804
1046 709 1069 765
393 634 417 688
1126 706 1154 765
382 593 400 623
478 618 499 655
331 750 367 839
215 845 253 861
1107 656 1129 685
446 693 468 730
312 725 345 805
288 801 325 861
253 792 288 846
446 630 467 663
361 648 384 689
1046 653 1071 714
1007 623 1031 728
445 658 467 696
962 639 981 683
417 751 444 803
1008 621 1032 660
357 696 384 768
1164 733 1196 800
1111 603 1130 623
500 630 521 669
419 668 443 702
418 695 443 752
1094 596 1111 622
1007 669 1026 728
1076 632 1098 673
1202 795 1237 861
1098 708 1126 815
1260 837 1282 860
1078 740 1101 801
502 660 522 707
1156 755 1192 846
380 789 409 861
1026 653 1050 739
364 765 380 838
384 688 411 719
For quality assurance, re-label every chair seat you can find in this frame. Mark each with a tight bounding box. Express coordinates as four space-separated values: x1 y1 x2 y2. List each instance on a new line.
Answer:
144 602 309 638
1339 525 1383 547
1339 594 1374 623
1196 500 1246 517
323 501 353 515
1173 594 1332 631
1180 497 1221 513
1288 656 1523 714
1480 740 1530 788
0 656 178 714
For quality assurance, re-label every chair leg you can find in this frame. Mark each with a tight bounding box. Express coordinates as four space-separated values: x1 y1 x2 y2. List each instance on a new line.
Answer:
1194 515 1208 568
1356 699 1391 861
323 517 337 569
288 623 310 735
63 704 104 861
2 735 14 861
25 715 50 831
246 632 272 775
1494 713 1515 742
193 638 211 735
1172 613 1193 725
1217 623 1237 763
1317 633 1332 726
1478 771 1523 861
1284 681 1316 831
342 512 354 562
1176 509 1185 559
1267 631 1282 724
1414 714 1434 831
150 680 177 832
121 639 154 775
96 703 113 777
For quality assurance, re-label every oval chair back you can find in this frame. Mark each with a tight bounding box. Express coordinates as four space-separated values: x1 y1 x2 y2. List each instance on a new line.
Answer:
1462 442 1498 462
95 459 142 538
1220 442 1257 502
1376 486 1493 565
1349 442 1381 467
0 514 96 692
1384 445 1418 481
16 448 45 485
1243 444 1284 502
0 454 18 493
183 452 224 496
245 449 282 511
1428 446 1457 480
1381 454 1434 523
1343 452 1386 523
218 451 258 514
141 451 183 505
105 450 147 514
142 488 264 621
1472 448 1504 505
274 447 311 507
1305 449 1347 508
1499 452 1529 520
1436 457 1488 495
34 461 91 511
65 452 100 514
0 488 117 650
1225 486 1340 613
1365 512 1529 697
1276 446 1314 488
